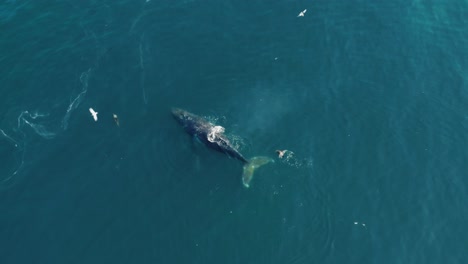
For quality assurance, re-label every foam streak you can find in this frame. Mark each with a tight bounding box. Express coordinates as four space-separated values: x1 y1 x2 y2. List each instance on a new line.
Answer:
62 69 90 129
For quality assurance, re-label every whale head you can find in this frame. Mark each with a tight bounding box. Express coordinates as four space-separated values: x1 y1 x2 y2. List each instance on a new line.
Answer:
171 107 200 127
171 107 188 122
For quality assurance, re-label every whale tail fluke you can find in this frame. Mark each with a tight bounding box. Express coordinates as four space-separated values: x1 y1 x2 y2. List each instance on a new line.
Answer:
242 156 274 188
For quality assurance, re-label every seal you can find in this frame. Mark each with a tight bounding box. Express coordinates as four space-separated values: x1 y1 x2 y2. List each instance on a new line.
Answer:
172 108 272 187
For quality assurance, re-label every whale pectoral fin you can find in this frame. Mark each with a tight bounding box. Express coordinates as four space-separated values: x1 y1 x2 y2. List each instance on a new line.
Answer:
192 135 203 146
189 135 205 155
242 156 274 188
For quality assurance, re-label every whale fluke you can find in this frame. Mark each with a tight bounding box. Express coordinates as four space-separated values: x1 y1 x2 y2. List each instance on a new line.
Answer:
242 156 274 188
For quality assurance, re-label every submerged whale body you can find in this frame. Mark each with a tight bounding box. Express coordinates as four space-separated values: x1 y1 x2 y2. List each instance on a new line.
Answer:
171 108 272 187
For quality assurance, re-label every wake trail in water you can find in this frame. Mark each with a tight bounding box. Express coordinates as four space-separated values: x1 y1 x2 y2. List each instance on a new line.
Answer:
0 66 96 191
139 35 148 104
129 0 151 34
17 111 56 139
0 128 25 187
139 37 145 71
2 68 91 189
0 128 19 147
62 69 91 129
1 8 106 189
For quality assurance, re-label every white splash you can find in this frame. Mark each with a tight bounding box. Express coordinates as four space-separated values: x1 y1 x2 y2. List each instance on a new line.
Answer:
276 150 313 168
207 125 225 142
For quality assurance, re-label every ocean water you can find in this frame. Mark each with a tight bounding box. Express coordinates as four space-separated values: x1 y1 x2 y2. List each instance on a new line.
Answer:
1 1 467 263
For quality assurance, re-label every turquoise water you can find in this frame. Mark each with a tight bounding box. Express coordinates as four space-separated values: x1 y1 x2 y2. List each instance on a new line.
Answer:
1 1 467 263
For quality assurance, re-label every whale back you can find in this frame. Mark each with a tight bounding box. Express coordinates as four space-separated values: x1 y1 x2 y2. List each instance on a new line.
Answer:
172 108 248 163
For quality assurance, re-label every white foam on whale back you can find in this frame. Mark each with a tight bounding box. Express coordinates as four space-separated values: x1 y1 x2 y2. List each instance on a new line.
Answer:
207 125 225 142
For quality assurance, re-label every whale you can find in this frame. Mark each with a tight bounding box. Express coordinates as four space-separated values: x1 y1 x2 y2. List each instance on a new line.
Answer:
172 108 272 187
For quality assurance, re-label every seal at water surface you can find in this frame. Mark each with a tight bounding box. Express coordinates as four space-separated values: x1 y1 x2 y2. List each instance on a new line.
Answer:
171 108 272 188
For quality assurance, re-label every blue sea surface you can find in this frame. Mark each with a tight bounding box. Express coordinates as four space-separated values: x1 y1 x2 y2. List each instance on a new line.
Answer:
1 1 467 263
